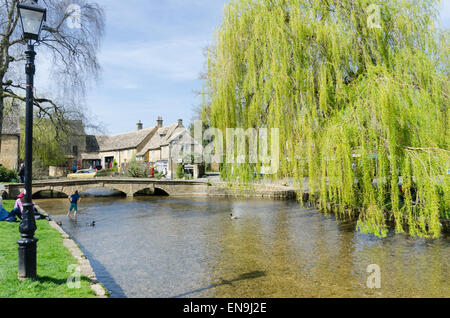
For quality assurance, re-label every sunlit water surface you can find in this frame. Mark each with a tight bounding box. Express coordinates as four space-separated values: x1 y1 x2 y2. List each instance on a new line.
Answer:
35 196 450 298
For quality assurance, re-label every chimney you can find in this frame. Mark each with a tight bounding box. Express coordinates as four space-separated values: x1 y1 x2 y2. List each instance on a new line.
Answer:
137 120 143 131
177 119 183 127
157 116 163 128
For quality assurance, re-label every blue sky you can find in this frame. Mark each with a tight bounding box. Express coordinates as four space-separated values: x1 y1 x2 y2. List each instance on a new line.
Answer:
35 0 450 135
84 0 229 135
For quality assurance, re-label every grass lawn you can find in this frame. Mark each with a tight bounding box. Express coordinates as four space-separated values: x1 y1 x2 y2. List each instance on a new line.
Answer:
0 200 96 298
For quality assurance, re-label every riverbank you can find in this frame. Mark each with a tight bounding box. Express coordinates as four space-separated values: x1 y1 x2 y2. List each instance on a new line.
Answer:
0 200 107 298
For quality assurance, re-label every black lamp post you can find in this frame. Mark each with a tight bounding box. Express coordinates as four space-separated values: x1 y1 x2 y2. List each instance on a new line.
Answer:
16 0 46 280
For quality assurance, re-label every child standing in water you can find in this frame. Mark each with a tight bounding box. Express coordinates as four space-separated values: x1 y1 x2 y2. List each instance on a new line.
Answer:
67 190 81 218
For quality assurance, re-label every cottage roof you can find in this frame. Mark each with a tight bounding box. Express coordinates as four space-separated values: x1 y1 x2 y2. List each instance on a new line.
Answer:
136 123 180 156
160 124 182 145
1 115 20 136
85 135 101 152
162 127 193 145
91 126 156 152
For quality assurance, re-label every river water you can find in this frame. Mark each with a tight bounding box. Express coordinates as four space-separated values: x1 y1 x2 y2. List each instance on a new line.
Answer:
35 196 449 298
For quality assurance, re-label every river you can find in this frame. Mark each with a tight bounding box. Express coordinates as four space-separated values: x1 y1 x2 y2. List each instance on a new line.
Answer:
35 196 450 298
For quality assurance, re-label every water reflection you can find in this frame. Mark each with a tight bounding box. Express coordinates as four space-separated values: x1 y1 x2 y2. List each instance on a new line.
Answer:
35 196 450 298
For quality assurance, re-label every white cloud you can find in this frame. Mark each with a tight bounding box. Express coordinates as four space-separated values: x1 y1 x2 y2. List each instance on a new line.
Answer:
99 37 208 82
440 0 450 28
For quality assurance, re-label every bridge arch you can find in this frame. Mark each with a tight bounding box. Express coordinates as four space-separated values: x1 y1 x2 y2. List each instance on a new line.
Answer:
78 186 127 197
32 189 69 199
31 186 128 198
132 186 170 197
154 187 170 196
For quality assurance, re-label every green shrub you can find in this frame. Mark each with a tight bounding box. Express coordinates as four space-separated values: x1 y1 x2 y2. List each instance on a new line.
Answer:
0 166 17 182
127 160 149 178
95 170 108 177
176 164 184 179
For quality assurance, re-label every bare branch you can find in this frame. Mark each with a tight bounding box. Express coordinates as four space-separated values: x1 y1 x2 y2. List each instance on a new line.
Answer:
0 0 105 152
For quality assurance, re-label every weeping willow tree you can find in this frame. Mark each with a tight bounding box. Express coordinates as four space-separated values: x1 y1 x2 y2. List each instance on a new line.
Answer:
204 0 449 238
19 117 85 167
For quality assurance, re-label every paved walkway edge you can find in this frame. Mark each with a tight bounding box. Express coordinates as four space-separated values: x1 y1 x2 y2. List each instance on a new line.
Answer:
44 214 108 298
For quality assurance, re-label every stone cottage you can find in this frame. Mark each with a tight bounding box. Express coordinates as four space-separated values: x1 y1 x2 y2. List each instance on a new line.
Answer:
136 118 203 178
0 115 20 170
79 122 157 170
74 117 203 178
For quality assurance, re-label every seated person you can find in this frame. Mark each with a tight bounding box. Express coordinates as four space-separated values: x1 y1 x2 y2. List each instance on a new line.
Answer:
0 196 21 222
0 205 11 221
3 192 47 222
0 197 6 219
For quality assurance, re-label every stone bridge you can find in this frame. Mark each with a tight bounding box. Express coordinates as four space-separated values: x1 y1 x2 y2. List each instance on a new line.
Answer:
3 178 209 199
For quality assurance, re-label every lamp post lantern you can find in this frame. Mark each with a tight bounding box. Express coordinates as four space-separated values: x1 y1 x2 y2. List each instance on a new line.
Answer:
16 0 46 280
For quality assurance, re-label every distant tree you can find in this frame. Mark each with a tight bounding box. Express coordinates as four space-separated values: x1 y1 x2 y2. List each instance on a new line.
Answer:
0 0 105 148
19 117 87 167
189 45 215 146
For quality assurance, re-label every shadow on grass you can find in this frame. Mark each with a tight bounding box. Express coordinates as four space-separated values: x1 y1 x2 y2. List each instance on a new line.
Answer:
37 276 92 285
172 270 267 298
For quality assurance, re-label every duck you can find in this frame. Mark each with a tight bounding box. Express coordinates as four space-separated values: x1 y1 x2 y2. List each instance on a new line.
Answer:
86 221 96 227
56 221 63 226
230 214 239 220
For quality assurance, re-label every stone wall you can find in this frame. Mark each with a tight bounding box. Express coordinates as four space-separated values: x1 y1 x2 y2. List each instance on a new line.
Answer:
148 149 162 164
49 166 70 178
206 183 297 200
0 135 19 170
